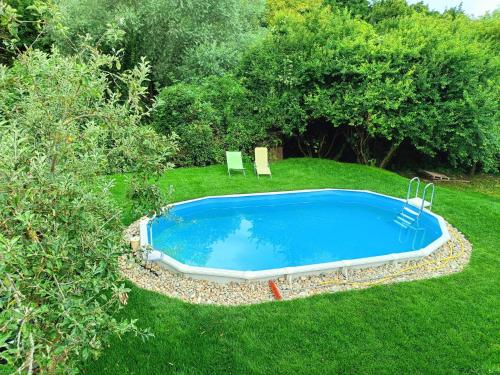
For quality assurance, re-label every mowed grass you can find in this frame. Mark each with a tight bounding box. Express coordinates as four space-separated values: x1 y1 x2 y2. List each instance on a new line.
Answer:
86 159 499 374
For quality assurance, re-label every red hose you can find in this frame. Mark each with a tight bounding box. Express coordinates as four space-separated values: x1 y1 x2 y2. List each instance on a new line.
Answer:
268 280 282 300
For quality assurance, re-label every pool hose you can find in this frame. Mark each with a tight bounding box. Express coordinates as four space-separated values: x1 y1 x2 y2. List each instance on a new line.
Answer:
318 226 466 289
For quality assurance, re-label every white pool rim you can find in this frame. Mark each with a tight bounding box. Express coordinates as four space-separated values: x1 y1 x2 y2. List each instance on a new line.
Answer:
139 189 451 282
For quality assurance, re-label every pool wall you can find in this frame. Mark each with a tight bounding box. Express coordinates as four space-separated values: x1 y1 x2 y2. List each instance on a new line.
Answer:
139 189 451 282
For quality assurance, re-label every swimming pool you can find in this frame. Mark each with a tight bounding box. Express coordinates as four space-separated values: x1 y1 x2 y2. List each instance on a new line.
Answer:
140 189 450 281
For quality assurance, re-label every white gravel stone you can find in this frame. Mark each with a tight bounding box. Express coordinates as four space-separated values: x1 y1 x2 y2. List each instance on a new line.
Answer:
120 219 472 306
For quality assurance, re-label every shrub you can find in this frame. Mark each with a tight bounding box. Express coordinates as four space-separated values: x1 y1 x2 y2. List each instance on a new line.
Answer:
0 46 175 373
181 122 223 166
0 0 57 64
154 75 273 166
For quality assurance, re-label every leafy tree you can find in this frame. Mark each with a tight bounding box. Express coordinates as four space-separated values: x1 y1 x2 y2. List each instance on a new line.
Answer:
0 44 176 372
266 0 325 19
55 0 266 85
238 3 500 171
474 10 500 53
241 6 378 159
369 13 499 170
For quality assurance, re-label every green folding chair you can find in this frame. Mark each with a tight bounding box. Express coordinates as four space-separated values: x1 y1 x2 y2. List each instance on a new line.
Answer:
226 151 246 176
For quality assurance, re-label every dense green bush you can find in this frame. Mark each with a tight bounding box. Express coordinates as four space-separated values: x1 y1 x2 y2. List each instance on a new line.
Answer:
267 0 370 20
153 75 272 166
0 45 176 373
239 2 500 171
55 0 266 85
0 0 57 64
153 81 221 165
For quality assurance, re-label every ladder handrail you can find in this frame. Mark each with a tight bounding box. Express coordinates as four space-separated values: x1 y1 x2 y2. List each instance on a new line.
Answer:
396 178 436 228
420 183 435 211
148 213 157 249
406 177 420 201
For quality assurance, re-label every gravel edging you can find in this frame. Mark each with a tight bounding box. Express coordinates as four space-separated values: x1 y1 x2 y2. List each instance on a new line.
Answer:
120 219 472 306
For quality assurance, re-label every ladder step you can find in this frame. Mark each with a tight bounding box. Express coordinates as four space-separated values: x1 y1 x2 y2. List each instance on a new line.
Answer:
400 212 416 221
403 206 419 216
408 197 431 209
396 216 413 225
394 219 409 228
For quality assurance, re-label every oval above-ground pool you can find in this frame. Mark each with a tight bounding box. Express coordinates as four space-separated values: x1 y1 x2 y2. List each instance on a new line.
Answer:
139 189 450 282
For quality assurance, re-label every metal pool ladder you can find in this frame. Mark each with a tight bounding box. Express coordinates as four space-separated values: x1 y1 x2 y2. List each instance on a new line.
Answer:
394 177 435 229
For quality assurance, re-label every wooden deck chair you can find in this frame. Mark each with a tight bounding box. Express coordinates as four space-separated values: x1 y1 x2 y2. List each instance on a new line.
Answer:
254 147 272 178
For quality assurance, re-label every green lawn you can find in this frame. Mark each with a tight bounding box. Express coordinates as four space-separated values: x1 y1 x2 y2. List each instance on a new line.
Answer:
86 159 499 374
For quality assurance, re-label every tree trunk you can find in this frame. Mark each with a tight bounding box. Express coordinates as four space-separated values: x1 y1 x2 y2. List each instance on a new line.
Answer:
316 135 326 158
469 162 477 177
297 136 311 157
379 141 401 169
333 142 346 160
353 128 370 164
322 132 338 158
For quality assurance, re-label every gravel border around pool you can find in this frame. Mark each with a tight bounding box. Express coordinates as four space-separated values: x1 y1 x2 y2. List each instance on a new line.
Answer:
121 219 472 306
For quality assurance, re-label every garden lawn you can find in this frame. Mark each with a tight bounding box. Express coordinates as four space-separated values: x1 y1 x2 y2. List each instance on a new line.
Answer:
86 158 499 374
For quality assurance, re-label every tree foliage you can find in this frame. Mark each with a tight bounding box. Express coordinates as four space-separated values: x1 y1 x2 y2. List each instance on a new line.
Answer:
154 75 268 166
0 45 176 373
55 0 266 85
238 2 500 170
0 0 58 64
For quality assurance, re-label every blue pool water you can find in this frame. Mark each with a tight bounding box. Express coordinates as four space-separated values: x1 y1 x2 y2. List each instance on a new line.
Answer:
148 190 443 271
